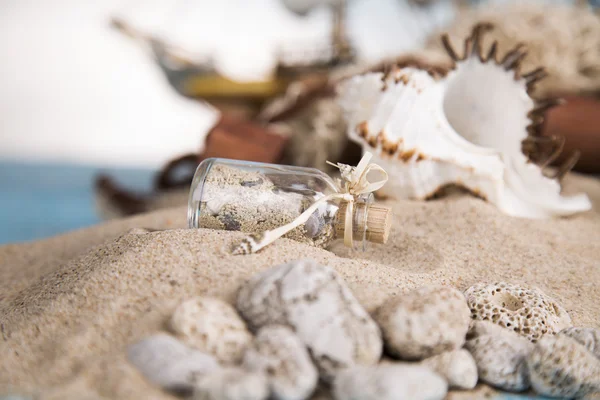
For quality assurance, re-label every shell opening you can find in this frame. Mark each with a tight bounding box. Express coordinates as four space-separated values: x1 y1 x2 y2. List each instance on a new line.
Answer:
442 58 533 157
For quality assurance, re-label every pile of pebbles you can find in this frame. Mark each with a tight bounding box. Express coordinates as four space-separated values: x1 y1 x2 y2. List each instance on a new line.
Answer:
127 259 600 400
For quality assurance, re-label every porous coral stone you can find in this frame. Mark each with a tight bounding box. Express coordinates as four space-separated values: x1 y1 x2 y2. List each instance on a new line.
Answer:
464 282 572 342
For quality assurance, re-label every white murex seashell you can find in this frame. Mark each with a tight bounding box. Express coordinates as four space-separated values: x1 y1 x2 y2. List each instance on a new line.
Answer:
336 23 591 219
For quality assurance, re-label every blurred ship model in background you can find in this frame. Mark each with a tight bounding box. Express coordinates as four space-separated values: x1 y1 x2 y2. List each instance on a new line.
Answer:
96 0 600 219
112 0 356 118
97 0 358 219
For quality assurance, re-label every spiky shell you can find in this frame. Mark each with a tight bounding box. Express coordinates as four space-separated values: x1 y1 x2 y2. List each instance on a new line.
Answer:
424 3 600 98
336 24 591 218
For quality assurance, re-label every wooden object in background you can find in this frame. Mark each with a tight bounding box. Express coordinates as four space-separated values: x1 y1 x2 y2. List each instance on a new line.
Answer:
153 115 289 191
542 95 600 173
202 115 288 163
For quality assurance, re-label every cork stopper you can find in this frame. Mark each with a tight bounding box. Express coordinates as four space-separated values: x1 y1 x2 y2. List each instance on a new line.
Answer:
334 202 392 245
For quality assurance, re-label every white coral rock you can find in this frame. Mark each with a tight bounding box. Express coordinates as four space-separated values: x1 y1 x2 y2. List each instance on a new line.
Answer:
374 286 471 360
527 334 600 398
559 327 600 360
243 325 318 400
420 349 478 390
127 333 219 393
193 367 269 400
236 259 382 381
333 364 447 400
170 296 253 364
464 282 572 342
465 320 533 392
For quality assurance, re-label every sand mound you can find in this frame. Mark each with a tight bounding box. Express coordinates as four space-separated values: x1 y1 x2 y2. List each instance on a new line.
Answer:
1 173 599 399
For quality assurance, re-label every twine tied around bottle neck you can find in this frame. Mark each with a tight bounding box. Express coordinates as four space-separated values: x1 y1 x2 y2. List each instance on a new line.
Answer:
231 152 388 255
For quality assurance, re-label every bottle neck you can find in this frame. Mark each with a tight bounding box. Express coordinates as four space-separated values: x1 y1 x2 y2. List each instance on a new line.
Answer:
333 194 391 249
334 201 367 248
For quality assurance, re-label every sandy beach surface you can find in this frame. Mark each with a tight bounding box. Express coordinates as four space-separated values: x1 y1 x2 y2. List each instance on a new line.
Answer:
1 172 599 399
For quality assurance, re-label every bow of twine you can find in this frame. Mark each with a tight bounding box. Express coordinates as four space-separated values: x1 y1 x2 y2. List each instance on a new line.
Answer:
232 152 388 255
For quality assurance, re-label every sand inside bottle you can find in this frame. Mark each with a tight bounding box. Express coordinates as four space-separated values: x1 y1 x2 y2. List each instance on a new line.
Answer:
197 164 338 248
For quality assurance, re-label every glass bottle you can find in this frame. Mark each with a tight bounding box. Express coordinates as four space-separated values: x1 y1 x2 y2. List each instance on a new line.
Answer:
188 158 391 250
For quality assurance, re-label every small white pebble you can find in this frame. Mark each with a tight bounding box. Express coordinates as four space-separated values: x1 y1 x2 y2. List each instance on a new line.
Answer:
465 321 533 392
333 363 447 400
467 318 511 338
236 259 382 381
527 334 600 398
206 197 227 215
374 286 471 360
171 297 253 364
193 367 269 400
559 327 600 360
243 325 318 400
420 349 478 390
127 333 218 393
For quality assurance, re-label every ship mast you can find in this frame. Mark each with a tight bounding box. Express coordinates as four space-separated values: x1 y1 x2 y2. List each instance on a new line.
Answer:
331 0 353 63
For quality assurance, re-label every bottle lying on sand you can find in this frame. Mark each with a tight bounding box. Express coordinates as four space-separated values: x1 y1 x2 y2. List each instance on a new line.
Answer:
188 156 392 254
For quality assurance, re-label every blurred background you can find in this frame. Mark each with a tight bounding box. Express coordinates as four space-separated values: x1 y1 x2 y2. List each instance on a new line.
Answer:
1 0 599 244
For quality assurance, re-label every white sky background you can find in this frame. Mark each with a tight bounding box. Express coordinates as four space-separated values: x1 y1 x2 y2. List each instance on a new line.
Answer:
0 0 220 169
0 0 458 169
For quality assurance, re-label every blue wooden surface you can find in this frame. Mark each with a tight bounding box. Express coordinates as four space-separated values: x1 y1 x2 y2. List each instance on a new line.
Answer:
0 161 156 244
